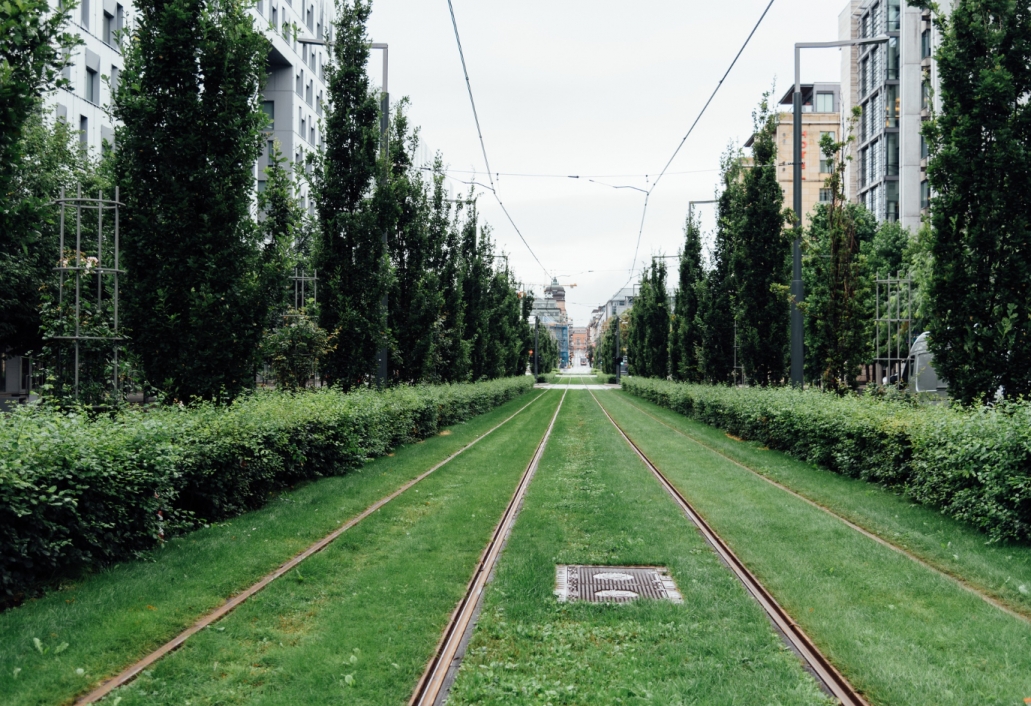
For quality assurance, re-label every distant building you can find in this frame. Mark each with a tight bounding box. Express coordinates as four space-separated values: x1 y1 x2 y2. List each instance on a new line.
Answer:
569 327 588 366
530 288 570 368
744 83 842 229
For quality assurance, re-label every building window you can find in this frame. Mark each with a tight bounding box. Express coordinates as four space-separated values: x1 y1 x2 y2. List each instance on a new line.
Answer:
860 147 868 187
815 92 834 113
262 100 274 129
103 11 114 44
257 0 263 14
921 78 931 110
920 180 930 210
885 181 899 222
860 58 869 97
110 65 119 95
887 37 899 80
884 84 899 128
300 116 306 139
81 0 89 28
296 72 302 96
306 80 312 106
306 5 313 31
886 133 899 176
79 116 88 146
887 0 901 31
921 29 932 58
85 67 98 103
819 189 834 203
310 125 315 144
920 135 928 160
257 179 267 194
271 5 277 30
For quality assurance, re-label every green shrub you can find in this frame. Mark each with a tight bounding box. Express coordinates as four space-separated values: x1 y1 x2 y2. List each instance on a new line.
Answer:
0 377 532 603
622 378 1031 544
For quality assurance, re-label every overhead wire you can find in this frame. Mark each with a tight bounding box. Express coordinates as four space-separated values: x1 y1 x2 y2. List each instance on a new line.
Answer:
619 0 778 291
445 0 550 278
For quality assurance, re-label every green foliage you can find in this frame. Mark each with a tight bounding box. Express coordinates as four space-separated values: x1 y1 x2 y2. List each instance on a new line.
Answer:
257 141 299 327
597 314 628 375
670 212 705 382
531 320 559 374
310 0 385 390
732 92 789 385
0 109 99 357
113 0 272 402
698 146 742 384
627 259 669 378
801 127 876 392
261 310 333 390
623 377 1031 544
0 0 78 197
380 103 445 384
914 0 1031 403
0 377 533 602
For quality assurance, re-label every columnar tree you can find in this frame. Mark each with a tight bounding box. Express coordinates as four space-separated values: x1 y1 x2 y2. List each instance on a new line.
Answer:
802 128 875 392
114 0 270 401
732 93 789 385
429 160 471 382
627 260 669 378
914 0 1031 403
698 146 743 384
379 101 441 384
0 0 81 356
670 212 704 381
258 142 299 326
310 0 385 389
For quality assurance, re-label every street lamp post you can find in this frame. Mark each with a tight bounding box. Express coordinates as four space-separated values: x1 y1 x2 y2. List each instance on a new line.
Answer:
371 43 389 387
791 36 889 387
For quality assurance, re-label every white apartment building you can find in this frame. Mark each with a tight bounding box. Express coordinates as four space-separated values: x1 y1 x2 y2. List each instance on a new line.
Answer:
839 0 952 232
45 0 334 212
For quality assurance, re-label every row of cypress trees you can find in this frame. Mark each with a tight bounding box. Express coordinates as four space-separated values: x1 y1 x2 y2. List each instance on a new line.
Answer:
0 0 531 402
634 0 1031 406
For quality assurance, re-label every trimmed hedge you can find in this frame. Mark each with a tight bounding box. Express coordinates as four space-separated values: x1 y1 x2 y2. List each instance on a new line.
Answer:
0 377 533 602
622 377 1031 544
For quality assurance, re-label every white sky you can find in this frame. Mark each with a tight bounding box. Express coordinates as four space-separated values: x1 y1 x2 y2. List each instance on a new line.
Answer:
366 0 847 327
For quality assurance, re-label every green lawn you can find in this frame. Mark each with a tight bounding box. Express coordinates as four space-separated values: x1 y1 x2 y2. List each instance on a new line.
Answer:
447 390 831 705
615 391 1031 618
95 391 563 705
0 390 546 706
599 391 1031 706
543 374 604 385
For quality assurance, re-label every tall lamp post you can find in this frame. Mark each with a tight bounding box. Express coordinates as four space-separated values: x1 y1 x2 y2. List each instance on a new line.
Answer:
371 43 389 386
791 35 889 386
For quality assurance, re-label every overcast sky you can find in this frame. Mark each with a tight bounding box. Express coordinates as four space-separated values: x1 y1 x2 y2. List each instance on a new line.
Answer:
366 0 847 327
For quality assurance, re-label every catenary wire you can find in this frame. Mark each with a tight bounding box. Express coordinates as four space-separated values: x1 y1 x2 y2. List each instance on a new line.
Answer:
619 0 778 291
446 0 550 278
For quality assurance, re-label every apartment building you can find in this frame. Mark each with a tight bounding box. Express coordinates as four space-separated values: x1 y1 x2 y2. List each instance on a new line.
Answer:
745 83 842 228
839 0 951 232
45 0 334 212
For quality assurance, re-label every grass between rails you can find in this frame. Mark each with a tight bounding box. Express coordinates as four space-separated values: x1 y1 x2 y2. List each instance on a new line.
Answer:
97 390 563 706
598 391 1031 706
0 390 545 706
543 374 604 385
613 391 1031 618
447 390 831 706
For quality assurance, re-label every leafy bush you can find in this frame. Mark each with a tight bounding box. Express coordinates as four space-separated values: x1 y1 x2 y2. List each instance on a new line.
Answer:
0 377 532 603
622 378 1031 544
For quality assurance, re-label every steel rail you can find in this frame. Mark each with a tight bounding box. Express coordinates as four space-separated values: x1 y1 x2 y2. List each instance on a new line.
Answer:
73 390 549 706
410 389 568 706
588 389 869 706
617 394 1031 625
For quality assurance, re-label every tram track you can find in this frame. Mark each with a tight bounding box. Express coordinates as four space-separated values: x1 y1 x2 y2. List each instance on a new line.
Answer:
612 393 1031 625
409 389 567 706
588 388 869 706
73 390 549 706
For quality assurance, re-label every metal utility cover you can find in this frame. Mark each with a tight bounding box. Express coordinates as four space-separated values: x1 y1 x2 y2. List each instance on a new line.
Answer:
555 565 683 604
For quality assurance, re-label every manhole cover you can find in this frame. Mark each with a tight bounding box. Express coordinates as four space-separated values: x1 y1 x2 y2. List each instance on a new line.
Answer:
555 565 683 604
